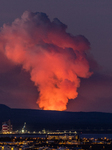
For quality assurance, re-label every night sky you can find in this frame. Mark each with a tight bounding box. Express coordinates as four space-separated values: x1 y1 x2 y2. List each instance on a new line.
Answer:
0 0 112 112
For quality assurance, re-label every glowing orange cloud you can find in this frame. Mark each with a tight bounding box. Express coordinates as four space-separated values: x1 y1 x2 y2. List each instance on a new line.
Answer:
0 11 92 111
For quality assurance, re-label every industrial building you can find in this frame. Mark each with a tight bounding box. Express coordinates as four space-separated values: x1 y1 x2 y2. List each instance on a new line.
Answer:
2 120 13 134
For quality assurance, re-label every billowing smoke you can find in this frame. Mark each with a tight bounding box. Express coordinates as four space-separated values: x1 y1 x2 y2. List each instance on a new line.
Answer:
0 11 92 111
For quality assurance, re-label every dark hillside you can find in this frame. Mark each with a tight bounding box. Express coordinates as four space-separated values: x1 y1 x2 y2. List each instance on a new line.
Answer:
0 104 112 132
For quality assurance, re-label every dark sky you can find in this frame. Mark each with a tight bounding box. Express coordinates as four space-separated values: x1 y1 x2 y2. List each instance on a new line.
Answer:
0 0 112 112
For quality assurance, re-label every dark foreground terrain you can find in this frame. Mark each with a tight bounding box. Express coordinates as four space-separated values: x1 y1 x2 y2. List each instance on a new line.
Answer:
0 104 112 132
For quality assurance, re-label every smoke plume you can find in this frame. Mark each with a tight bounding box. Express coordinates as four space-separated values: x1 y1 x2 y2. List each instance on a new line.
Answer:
0 11 92 111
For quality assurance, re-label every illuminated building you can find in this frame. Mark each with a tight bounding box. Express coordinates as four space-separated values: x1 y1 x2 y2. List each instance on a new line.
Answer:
2 123 8 134
2 120 13 134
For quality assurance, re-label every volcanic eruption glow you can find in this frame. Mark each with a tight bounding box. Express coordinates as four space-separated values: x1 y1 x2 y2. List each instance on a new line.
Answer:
0 11 93 111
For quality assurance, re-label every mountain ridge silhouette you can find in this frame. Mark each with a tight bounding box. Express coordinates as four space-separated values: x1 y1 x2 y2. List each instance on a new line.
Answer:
0 104 112 132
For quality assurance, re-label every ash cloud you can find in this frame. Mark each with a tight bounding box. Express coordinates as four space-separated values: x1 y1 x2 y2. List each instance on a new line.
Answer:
0 11 92 111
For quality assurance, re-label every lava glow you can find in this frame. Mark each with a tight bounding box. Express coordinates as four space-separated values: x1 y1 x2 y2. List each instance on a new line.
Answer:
0 11 93 111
